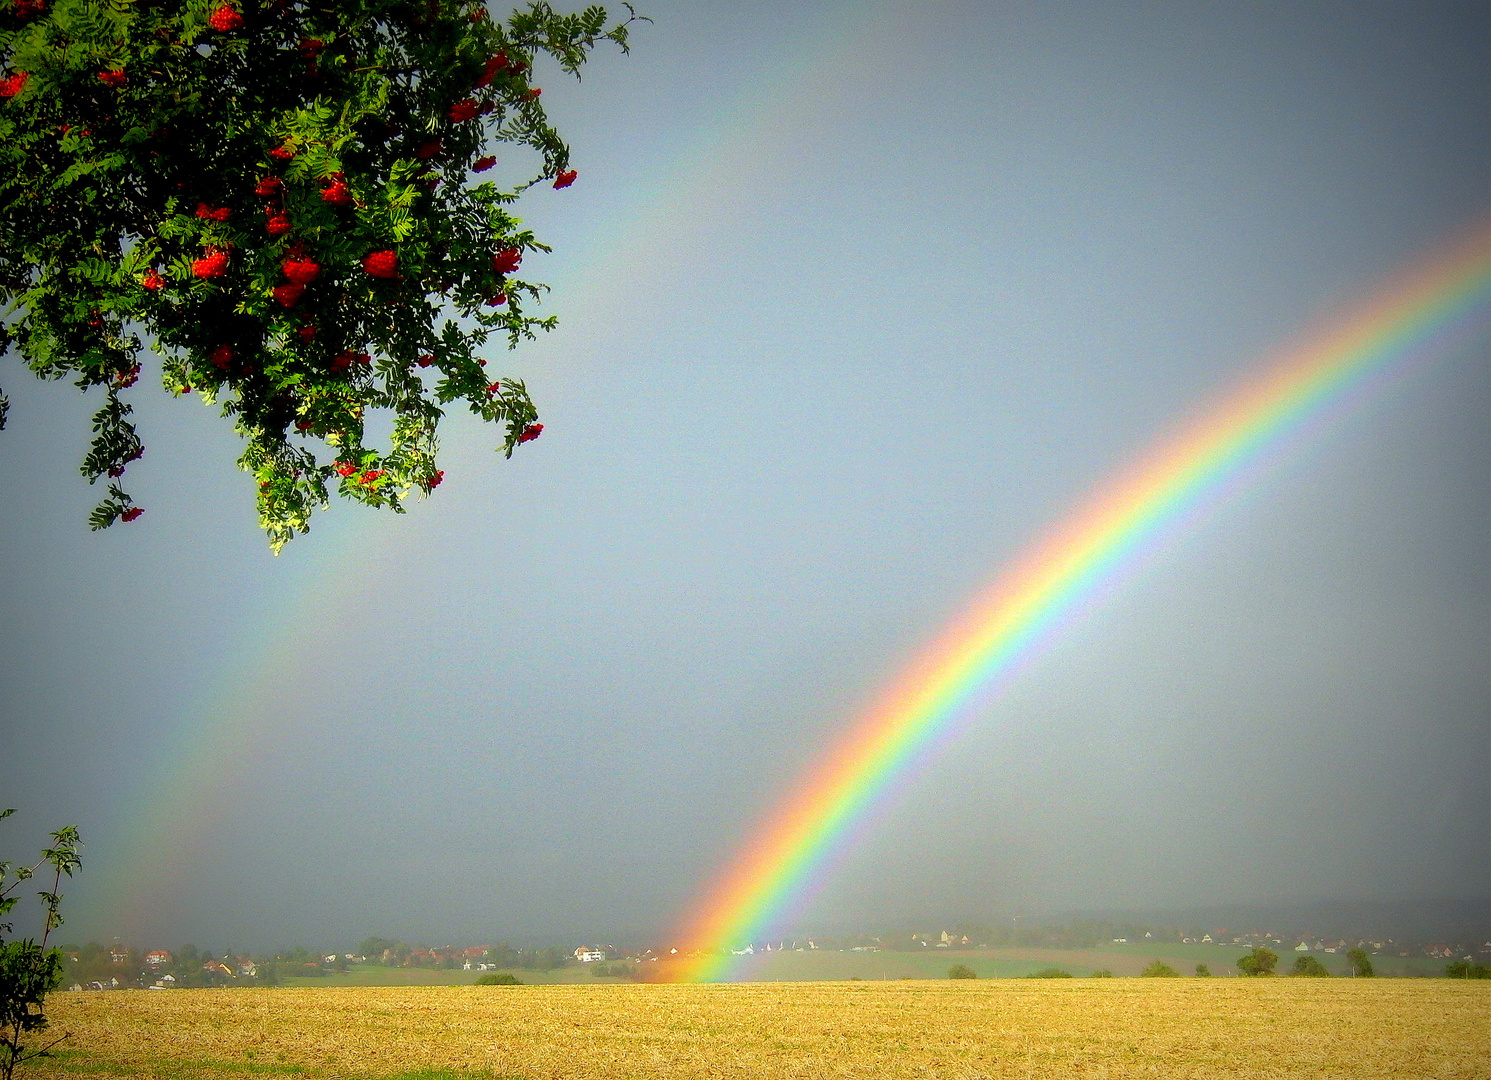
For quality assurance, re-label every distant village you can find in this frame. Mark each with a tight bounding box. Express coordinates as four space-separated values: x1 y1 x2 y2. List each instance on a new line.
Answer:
61 919 1491 989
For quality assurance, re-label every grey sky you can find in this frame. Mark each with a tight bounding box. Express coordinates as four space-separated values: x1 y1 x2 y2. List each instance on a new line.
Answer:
1 0 1486 951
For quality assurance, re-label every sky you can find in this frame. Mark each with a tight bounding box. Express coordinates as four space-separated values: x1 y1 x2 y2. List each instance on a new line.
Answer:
1 0 1487 954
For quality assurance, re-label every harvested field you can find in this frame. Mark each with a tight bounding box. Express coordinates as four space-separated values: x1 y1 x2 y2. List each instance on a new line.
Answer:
32 980 1491 1079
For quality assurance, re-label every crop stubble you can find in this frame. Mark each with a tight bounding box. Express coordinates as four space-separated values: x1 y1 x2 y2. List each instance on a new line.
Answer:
32 979 1491 1079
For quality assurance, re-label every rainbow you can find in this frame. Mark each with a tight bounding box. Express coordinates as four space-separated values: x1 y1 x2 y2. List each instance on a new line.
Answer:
666 217 1491 983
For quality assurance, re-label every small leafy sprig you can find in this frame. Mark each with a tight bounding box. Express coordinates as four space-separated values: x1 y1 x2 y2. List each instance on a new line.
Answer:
0 810 81 1080
0 0 643 550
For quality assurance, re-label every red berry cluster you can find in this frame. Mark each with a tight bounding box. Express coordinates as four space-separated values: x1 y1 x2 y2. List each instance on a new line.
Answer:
474 50 525 88
192 249 230 278
320 173 353 206
472 155 496 172
362 250 398 278
329 349 370 373
97 69 127 89
491 248 522 275
0 72 28 99
517 423 543 444
208 5 244 32
142 268 164 291
282 256 321 284
448 98 480 123
194 202 232 222
13 0 45 20
120 507 144 522
553 169 577 189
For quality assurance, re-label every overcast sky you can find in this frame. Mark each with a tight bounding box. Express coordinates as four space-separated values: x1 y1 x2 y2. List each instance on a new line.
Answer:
1 0 1486 953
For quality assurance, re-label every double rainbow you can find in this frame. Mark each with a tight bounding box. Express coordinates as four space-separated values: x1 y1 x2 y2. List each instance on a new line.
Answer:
667 218 1491 982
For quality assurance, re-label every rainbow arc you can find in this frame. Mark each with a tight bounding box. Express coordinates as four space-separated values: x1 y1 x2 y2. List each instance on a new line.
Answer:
667 217 1491 982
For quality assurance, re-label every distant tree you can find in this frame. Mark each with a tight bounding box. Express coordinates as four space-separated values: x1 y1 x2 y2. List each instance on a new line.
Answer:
0 812 81 1080
947 964 977 980
1194 963 1212 977
1345 948 1373 978
1289 955 1331 977
1236 948 1278 977
475 971 521 985
1025 968 1073 979
1444 959 1490 979
1139 960 1180 977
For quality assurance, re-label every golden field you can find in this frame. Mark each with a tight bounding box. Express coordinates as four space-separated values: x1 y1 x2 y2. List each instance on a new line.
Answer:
31 980 1491 1079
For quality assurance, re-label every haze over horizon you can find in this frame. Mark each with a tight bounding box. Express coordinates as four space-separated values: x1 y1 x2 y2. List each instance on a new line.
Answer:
2 0 1487 955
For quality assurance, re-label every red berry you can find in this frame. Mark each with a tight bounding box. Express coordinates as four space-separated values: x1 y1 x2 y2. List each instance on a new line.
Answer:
486 381 502 394
266 211 292 236
208 5 244 31
414 139 442 161
282 257 320 284
334 461 358 477
473 155 496 172
491 248 522 274
0 73 31 99
297 325 318 343
486 293 507 307
255 176 283 197
142 269 164 291
427 470 444 489
209 345 234 368
553 169 577 189
299 38 325 58
517 423 543 443
98 70 127 89
269 144 296 162
362 250 398 278
121 507 144 522
273 283 305 307
416 354 434 367
321 181 352 206
526 87 541 100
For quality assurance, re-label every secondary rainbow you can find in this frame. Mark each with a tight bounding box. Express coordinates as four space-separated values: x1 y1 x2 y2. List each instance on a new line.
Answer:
667 218 1491 982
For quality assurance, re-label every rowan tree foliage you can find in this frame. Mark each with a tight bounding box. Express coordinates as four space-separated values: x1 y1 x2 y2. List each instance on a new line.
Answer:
0 0 640 550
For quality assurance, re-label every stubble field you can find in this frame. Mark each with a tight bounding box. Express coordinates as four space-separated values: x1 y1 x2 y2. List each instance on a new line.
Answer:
32 980 1491 1079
